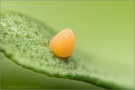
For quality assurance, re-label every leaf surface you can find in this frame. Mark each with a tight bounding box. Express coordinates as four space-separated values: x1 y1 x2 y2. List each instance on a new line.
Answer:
0 12 133 89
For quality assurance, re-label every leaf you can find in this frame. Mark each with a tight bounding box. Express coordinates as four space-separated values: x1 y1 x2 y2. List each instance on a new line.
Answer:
0 12 133 89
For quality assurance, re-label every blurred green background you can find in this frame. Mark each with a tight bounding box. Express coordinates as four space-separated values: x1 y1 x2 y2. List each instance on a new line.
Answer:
1 1 134 89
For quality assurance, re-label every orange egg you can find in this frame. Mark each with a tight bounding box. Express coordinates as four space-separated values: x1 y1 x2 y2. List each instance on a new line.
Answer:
49 28 75 58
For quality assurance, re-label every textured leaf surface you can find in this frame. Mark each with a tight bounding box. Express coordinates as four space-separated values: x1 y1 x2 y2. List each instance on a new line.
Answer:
0 12 133 89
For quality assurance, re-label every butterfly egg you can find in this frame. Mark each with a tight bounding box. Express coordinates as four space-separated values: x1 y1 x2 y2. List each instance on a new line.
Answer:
49 28 75 58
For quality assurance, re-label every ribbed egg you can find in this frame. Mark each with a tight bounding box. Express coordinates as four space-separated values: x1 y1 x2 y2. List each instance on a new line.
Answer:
49 28 75 58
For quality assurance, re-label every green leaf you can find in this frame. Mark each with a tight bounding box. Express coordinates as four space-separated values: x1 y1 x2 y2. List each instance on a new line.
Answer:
0 12 133 89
